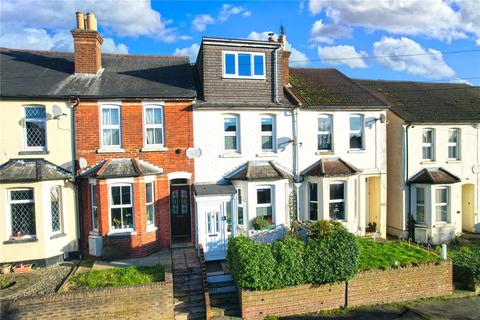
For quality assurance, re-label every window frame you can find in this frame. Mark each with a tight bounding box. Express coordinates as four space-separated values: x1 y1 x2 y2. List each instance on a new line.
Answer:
223 114 240 153
91 184 99 232
260 114 276 153
415 186 425 224
329 181 346 221
222 51 266 79
100 104 122 149
422 128 435 161
145 181 155 228
349 114 364 150
108 184 134 232
8 188 36 238
317 114 333 151
50 186 63 235
255 186 274 221
434 187 449 224
236 188 245 226
143 103 165 148
23 105 47 151
447 128 460 160
308 182 318 221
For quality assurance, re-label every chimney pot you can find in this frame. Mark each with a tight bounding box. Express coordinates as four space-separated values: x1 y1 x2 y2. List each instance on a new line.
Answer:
76 12 85 30
86 12 97 31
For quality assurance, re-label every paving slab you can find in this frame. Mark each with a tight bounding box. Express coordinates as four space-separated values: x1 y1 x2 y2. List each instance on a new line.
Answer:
92 249 171 271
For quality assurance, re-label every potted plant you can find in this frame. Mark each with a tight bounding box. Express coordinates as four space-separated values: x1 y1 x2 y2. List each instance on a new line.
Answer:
0 264 11 274
252 216 270 230
13 263 33 273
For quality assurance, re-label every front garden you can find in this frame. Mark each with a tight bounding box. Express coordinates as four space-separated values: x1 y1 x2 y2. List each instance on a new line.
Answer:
442 237 480 292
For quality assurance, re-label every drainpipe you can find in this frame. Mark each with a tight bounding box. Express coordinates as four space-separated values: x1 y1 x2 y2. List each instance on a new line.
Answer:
273 46 280 103
405 122 413 239
293 106 300 221
70 97 82 256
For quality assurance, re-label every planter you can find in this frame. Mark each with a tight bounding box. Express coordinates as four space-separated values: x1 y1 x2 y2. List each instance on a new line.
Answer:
13 263 33 273
0 265 12 274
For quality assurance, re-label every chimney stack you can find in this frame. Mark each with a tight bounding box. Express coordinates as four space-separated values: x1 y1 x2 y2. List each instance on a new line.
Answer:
71 12 103 75
278 26 291 86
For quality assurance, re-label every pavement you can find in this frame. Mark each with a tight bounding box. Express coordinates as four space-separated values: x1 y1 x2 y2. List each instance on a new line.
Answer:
92 249 172 272
282 296 480 320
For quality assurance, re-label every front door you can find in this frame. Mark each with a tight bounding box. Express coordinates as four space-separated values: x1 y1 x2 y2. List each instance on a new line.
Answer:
205 203 227 261
462 184 475 232
170 183 191 242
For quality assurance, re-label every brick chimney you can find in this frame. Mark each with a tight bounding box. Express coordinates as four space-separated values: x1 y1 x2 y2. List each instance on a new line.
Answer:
278 30 291 86
71 12 103 75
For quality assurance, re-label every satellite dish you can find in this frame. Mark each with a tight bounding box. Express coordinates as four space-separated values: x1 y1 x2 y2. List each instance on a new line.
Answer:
79 157 88 169
52 105 66 119
186 148 202 159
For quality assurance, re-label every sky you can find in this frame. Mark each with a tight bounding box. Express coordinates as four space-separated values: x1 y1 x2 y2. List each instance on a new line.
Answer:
1 0 479 85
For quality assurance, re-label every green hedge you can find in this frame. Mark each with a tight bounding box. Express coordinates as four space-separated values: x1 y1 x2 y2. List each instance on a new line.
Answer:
449 240 480 282
227 221 359 290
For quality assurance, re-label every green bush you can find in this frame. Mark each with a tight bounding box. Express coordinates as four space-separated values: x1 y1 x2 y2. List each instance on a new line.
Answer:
304 221 359 284
272 237 306 287
252 216 270 230
449 240 480 281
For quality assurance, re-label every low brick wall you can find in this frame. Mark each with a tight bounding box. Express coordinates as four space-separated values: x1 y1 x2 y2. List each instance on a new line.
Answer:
240 261 453 319
1 272 174 320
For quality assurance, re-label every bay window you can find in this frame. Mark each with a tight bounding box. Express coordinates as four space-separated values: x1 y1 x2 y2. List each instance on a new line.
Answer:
309 182 318 220
91 184 98 231
415 187 425 224
101 105 121 148
256 186 273 223
329 182 345 220
435 187 449 223
110 185 133 230
318 115 332 151
237 188 244 225
50 186 62 234
146 182 155 227
9 189 36 237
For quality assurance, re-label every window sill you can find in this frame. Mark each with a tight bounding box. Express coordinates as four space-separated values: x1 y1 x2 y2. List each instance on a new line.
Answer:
107 230 137 237
219 153 242 158
315 151 334 155
420 160 436 164
97 148 125 154
446 160 462 163
50 233 67 240
256 152 277 158
414 224 429 228
146 226 158 233
18 150 49 155
89 231 99 236
3 237 38 245
222 75 266 80
348 149 366 154
141 146 168 152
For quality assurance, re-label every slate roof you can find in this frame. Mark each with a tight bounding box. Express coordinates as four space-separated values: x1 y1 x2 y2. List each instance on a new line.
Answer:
0 48 196 99
0 158 72 183
194 183 236 196
81 158 163 179
409 167 461 184
354 79 480 123
302 158 359 177
288 68 388 108
228 161 292 181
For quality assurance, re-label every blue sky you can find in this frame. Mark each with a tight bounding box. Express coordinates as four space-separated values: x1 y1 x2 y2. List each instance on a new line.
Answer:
1 0 479 85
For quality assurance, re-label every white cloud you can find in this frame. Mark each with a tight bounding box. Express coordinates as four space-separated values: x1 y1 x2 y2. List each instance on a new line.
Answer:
191 14 215 32
373 36 455 79
0 26 128 53
247 31 309 67
218 4 251 22
174 43 200 62
0 0 177 41
450 78 472 85
307 0 480 43
317 45 368 68
310 19 351 44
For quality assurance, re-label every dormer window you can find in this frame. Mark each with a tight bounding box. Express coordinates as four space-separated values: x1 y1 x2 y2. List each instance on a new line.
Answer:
223 51 265 79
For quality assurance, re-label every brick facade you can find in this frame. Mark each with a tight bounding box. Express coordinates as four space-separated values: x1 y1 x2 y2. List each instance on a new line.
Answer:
75 100 195 258
71 30 103 74
239 261 453 319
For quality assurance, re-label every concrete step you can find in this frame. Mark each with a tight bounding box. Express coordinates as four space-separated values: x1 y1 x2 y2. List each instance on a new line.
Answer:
175 301 206 313
208 281 237 294
174 293 205 306
207 273 233 284
210 292 239 308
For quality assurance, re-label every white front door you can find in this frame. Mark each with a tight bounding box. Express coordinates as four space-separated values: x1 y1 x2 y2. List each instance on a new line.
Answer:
204 203 227 261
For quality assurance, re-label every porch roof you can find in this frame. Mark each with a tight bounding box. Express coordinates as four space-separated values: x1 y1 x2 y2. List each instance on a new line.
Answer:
301 157 359 177
0 158 72 183
80 158 163 179
409 167 461 184
194 183 236 196
227 161 292 181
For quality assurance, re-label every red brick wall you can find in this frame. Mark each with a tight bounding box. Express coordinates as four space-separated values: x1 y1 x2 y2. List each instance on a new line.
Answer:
239 261 453 320
72 30 103 74
75 100 194 257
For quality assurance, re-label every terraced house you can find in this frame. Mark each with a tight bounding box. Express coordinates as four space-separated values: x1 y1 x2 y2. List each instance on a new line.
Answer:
356 80 480 244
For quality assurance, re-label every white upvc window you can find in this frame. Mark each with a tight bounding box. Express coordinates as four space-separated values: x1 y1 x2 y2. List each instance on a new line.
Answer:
435 187 449 223
309 182 318 220
349 114 364 150
318 114 333 151
100 105 121 148
109 184 134 231
415 187 425 224
237 188 245 226
329 181 346 221
222 51 266 79
9 189 36 238
91 184 98 231
146 182 155 227
24 106 47 150
256 186 274 223
50 186 63 234
143 104 164 147
448 128 460 160
223 115 240 153
260 115 275 152
422 128 434 160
